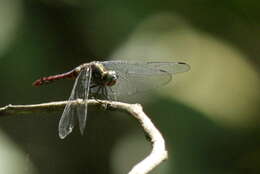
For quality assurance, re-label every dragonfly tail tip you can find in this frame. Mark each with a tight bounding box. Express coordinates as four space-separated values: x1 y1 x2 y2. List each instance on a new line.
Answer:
32 79 43 86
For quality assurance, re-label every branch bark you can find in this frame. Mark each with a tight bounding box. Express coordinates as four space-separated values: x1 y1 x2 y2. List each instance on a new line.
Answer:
0 99 168 174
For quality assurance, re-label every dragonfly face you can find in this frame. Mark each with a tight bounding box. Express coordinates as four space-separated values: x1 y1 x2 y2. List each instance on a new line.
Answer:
91 63 118 87
102 70 118 86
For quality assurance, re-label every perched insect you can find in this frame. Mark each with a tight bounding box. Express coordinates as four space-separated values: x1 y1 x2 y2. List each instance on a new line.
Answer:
33 60 190 138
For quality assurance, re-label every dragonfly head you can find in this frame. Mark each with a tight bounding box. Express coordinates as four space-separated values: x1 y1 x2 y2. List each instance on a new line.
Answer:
103 70 118 86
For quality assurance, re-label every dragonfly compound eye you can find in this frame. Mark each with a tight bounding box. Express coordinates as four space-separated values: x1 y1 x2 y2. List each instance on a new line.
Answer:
104 71 118 86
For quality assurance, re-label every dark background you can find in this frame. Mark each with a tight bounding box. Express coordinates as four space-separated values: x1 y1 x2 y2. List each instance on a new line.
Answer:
0 0 259 174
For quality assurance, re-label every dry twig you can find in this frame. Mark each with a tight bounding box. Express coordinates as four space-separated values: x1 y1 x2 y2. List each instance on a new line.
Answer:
0 99 168 174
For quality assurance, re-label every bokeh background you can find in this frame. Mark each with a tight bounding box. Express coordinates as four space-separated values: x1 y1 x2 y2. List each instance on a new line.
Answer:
0 0 259 174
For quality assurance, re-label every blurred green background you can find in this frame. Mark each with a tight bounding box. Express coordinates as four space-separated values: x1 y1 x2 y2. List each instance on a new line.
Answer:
0 0 259 174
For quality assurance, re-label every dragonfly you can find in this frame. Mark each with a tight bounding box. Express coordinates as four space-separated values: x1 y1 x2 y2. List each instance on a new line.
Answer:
33 60 190 139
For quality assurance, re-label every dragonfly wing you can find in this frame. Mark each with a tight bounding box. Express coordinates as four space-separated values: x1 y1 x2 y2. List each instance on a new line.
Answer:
145 61 190 74
58 67 91 139
102 61 190 97
76 67 92 135
58 101 75 139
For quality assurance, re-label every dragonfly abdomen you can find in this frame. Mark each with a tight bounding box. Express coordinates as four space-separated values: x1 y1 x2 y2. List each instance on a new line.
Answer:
32 69 79 86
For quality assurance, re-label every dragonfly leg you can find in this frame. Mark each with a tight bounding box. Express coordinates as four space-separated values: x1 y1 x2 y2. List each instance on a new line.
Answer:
100 87 109 101
104 87 109 100
105 87 114 101
100 87 113 110
96 86 102 97
89 84 96 98
90 86 101 99
108 87 117 101
91 87 109 109
90 86 105 107
101 87 106 99
104 87 116 111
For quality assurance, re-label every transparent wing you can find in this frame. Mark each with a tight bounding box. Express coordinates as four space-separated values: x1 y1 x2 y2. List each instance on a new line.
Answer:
77 67 92 135
144 61 190 74
58 67 91 139
101 60 190 98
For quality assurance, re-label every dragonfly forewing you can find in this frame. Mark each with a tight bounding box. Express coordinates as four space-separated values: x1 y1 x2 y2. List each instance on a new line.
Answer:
101 61 190 97
145 61 191 74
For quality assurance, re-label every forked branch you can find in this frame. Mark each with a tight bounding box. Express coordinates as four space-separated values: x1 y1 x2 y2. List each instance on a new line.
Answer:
0 100 168 174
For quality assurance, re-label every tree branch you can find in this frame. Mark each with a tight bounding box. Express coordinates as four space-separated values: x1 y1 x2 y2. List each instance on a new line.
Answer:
0 99 168 174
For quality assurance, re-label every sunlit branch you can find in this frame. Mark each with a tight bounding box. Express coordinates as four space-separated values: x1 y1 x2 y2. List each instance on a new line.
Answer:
0 99 168 174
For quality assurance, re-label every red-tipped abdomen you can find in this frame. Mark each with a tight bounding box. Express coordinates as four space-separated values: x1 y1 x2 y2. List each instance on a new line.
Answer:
33 78 45 86
32 69 79 86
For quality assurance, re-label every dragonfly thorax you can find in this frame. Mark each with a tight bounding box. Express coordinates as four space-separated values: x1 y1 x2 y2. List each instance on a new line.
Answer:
91 63 118 86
